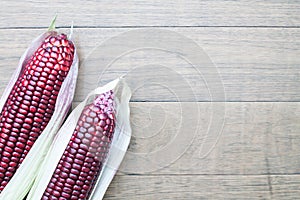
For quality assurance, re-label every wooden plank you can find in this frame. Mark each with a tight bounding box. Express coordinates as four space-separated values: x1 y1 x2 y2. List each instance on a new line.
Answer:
102 175 300 199
0 0 299 28
69 102 300 175
103 174 270 199
271 175 300 199
0 28 299 102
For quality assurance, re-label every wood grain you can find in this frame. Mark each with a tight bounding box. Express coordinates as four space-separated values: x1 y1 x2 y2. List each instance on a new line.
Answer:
0 1 299 198
69 102 300 175
0 0 299 28
103 175 300 199
270 175 300 199
0 28 299 102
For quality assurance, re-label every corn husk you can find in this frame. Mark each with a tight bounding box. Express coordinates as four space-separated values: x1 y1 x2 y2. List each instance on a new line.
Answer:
27 77 131 200
0 29 79 199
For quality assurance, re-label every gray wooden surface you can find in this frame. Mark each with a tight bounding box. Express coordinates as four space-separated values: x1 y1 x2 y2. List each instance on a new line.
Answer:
0 1 299 199
1 28 299 102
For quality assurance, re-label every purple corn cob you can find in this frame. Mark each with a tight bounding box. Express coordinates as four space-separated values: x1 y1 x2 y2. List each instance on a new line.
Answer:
0 33 75 191
42 90 115 200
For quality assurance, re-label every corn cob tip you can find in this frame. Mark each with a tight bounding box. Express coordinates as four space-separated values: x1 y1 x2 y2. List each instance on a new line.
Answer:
93 91 114 112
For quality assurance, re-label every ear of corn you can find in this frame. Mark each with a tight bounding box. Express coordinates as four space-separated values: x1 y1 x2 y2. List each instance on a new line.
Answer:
0 19 78 200
27 78 131 200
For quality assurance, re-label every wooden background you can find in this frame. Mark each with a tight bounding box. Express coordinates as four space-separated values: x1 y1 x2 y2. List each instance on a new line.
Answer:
0 0 299 199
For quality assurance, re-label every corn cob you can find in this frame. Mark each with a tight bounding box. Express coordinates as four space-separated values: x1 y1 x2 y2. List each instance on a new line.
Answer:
41 90 115 199
0 33 75 191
